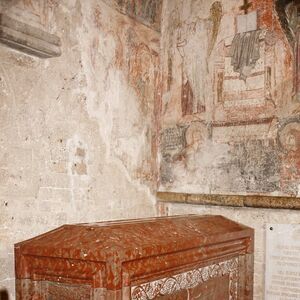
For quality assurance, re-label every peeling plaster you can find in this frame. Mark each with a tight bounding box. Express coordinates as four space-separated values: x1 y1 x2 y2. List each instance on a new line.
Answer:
0 0 160 298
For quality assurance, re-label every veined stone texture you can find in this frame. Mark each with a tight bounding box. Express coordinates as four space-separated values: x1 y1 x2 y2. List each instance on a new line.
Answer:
0 1 161 298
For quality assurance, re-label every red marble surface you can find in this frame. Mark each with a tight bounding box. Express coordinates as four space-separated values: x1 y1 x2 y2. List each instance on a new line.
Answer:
15 215 254 299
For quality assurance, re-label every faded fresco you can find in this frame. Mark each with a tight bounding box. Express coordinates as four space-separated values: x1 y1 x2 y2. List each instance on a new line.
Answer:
160 0 300 196
102 0 162 31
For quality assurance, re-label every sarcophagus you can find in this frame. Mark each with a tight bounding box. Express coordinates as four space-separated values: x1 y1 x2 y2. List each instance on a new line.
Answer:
15 215 254 299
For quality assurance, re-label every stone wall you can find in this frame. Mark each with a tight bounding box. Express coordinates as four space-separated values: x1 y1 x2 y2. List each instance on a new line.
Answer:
159 1 300 299
0 1 161 298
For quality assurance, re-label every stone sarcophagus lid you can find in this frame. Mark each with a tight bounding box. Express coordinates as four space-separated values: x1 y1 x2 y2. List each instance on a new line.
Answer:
15 215 254 299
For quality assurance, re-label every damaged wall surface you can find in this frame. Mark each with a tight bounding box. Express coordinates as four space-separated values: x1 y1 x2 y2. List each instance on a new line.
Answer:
2 0 300 299
0 0 161 298
159 1 300 299
160 0 300 197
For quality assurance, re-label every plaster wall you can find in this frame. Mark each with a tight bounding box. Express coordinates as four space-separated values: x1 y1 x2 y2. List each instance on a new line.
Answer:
160 0 300 196
0 1 161 298
159 1 300 299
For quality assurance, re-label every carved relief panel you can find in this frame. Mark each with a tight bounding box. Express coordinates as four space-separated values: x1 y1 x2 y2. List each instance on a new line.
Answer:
131 258 239 300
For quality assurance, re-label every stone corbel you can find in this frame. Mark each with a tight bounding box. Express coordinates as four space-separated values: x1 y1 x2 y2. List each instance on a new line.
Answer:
0 13 61 58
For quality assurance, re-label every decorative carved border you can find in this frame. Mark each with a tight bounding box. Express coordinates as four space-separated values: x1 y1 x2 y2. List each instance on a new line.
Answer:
157 192 300 210
131 258 239 300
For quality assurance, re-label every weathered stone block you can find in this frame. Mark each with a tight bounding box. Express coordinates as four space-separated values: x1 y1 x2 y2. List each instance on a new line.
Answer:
0 13 61 58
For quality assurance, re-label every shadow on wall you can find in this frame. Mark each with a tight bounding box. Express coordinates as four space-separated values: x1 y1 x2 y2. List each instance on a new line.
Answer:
0 289 9 300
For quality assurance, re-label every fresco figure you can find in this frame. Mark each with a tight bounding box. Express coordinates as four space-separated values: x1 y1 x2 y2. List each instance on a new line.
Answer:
177 2 222 115
286 3 300 101
276 0 300 101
